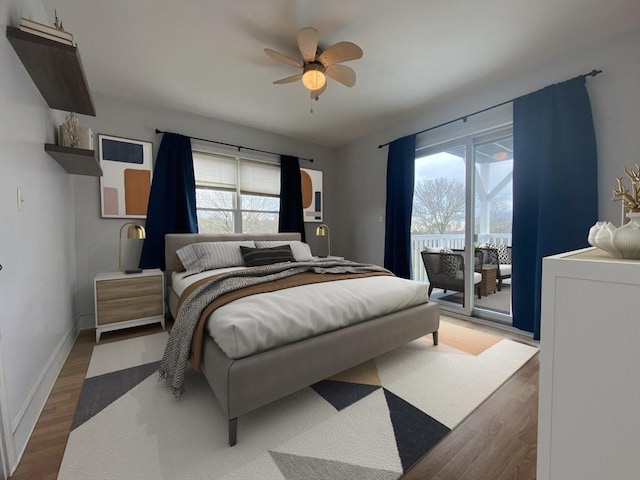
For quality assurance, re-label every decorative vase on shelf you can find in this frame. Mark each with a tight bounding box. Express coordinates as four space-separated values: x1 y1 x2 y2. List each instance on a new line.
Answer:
61 112 79 148
588 212 640 259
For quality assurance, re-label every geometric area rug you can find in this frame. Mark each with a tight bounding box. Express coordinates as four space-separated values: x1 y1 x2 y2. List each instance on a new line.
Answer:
58 323 538 480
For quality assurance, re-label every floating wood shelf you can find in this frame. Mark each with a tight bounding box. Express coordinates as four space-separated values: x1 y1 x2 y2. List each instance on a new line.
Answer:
6 26 96 116
45 144 102 176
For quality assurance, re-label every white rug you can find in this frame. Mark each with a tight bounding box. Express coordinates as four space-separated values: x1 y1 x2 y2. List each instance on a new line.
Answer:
58 327 537 479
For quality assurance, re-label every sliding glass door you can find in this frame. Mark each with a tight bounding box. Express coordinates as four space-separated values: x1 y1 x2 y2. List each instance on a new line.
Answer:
473 134 513 322
411 143 470 314
411 127 513 324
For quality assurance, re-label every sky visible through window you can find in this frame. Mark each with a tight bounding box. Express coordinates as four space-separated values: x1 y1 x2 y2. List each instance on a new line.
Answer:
413 141 513 236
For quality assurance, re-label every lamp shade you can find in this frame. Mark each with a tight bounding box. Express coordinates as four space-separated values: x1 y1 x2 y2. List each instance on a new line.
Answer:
315 223 330 257
126 223 146 240
302 63 326 90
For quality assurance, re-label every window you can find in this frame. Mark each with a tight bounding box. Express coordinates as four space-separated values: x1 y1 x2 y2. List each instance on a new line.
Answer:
193 150 280 233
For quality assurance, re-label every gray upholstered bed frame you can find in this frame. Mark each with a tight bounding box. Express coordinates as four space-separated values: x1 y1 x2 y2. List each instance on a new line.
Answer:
165 233 440 446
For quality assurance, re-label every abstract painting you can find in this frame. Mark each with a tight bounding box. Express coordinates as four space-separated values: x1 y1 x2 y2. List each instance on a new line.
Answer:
300 168 323 222
99 135 153 218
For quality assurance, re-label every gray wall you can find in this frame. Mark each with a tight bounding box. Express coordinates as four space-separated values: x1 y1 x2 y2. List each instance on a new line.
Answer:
0 0 79 469
72 93 336 328
332 28 640 265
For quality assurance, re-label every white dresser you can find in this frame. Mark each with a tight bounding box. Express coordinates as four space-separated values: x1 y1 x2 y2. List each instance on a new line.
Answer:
537 247 640 480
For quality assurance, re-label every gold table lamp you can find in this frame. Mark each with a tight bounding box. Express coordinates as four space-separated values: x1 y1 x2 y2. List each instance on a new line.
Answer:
315 223 330 257
119 222 146 273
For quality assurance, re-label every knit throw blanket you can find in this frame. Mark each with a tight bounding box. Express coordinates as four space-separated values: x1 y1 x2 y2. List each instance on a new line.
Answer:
158 260 390 397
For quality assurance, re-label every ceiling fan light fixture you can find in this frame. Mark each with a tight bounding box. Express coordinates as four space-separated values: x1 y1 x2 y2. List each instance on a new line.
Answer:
265 28 362 99
302 62 326 90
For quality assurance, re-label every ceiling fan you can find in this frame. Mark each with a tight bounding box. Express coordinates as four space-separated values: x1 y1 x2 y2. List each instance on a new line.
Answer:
264 27 363 100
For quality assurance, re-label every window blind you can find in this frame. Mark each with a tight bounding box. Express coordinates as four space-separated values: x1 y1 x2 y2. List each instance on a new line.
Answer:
193 152 280 196
240 161 280 196
193 153 236 189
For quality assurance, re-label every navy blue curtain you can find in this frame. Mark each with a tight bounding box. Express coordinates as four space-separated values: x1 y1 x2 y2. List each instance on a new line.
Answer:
278 155 306 241
139 133 198 270
512 76 597 340
384 134 416 278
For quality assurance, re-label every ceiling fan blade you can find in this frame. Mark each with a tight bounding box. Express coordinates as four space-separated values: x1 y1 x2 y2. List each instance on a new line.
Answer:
309 82 327 99
318 41 363 67
273 73 303 85
297 27 319 63
326 64 356 87
264 48 303 69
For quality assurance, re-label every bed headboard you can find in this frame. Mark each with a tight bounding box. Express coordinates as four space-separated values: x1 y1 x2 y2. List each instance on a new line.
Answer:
164 232 301 278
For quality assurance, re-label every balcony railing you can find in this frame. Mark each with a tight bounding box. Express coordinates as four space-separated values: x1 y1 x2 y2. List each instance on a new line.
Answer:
411 233 512 283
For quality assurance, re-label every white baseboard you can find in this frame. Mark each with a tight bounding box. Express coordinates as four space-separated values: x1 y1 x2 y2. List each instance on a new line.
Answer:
0 351 15 480
77 312 94 331
9 319 79 474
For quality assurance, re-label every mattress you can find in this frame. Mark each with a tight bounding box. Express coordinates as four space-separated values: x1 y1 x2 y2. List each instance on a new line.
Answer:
172 268 429 359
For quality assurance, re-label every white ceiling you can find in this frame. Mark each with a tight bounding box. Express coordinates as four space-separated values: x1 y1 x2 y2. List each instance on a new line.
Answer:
42 0 640 148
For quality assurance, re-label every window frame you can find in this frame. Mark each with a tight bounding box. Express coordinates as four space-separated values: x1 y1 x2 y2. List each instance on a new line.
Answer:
192 145 281 234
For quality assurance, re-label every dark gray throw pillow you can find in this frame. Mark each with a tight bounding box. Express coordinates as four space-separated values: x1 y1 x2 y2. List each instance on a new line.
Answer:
440 248 461 277
240 245 295 267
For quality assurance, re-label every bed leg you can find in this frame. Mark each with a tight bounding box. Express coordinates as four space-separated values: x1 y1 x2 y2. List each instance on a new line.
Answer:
433 330 438 346
229 418 238 447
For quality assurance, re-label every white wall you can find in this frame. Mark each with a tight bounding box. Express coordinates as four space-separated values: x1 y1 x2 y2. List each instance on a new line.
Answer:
333 28 640 264
0 0 80 471
72 93 336 329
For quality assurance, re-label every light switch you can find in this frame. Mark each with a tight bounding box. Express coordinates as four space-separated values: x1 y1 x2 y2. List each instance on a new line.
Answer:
17 187 24 211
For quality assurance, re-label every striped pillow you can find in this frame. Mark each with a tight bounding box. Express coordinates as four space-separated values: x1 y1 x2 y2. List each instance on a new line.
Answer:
240 245 295 267
254 241 313 261
177 241 256 274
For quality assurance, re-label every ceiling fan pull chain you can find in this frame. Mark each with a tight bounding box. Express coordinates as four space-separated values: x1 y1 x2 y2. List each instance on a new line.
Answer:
310 98 313 114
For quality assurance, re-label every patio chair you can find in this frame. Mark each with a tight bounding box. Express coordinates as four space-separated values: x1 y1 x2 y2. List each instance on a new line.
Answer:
420 248 483 303
477 244 512 291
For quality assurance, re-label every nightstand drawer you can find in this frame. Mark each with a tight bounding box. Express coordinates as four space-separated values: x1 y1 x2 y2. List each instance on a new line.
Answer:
97 293 164 325
96 276 162 301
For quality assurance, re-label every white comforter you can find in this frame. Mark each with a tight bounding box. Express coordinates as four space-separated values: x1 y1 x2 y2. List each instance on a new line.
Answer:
172 267 428 359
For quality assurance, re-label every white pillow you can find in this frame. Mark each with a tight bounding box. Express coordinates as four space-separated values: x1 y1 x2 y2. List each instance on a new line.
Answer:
177 241 256 274
254 241 313 262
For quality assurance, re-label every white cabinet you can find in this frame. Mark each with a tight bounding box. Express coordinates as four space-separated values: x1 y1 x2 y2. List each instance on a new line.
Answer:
538 247 640 480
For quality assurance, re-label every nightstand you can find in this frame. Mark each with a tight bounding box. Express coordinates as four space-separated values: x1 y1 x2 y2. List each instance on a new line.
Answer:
94 269 165 342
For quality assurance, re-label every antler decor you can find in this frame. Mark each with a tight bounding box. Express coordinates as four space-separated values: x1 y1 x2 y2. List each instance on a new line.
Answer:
612 163 640 212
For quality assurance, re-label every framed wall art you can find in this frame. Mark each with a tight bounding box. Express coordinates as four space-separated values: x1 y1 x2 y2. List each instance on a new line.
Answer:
300 168 323 222
99 134 153 218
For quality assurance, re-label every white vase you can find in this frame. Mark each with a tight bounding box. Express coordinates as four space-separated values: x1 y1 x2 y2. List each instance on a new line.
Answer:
612 212 640 259
588 212 640 259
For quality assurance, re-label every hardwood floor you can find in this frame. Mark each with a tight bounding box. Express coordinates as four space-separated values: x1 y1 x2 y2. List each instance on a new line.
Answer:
9 316 538 480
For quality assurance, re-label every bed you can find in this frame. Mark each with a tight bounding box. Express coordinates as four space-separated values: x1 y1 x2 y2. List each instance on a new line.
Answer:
163 232 440 446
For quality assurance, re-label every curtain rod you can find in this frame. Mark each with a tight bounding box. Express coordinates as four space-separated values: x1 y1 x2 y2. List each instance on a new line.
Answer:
155 129 313 162
377 69 603 149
